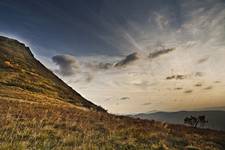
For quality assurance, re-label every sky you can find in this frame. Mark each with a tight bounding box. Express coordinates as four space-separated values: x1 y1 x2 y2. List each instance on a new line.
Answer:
0 0 225 114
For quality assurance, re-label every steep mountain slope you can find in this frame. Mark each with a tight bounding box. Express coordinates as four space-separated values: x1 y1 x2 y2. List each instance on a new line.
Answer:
0 36 225 149
0 36 105 112
131 111 225 131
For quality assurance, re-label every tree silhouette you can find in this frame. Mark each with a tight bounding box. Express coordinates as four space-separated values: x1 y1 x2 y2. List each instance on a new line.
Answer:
198 115 208 127
184 115 208 128
184 116 198 127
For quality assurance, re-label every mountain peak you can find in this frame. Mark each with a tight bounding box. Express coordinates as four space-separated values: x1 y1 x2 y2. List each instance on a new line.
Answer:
0 36 33 57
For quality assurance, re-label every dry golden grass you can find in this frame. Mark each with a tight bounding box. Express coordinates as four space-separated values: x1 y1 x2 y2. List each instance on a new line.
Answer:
0 95 224 150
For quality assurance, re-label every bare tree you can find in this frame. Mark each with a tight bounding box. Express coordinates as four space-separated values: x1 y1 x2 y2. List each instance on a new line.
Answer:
184 115 208 128
184 116 198 127
198 115 208 128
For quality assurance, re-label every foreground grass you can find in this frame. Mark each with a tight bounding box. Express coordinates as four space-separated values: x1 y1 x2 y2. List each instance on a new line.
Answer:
0 97 224 150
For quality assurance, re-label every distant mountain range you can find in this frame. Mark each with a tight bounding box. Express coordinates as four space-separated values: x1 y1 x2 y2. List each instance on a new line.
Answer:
131 110 225 131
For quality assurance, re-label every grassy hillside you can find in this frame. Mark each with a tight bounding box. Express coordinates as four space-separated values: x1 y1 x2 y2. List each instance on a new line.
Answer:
0 36 105 112
1 97 225 150
0 36 225 149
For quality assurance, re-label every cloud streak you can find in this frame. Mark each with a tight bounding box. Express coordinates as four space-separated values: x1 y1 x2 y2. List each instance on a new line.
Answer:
184 90 193 94
166 75 186 80
197 57 209 64
149 48 175 59
114 52 139 68
120 97 130 100
204 86 213 90
52 54 79 76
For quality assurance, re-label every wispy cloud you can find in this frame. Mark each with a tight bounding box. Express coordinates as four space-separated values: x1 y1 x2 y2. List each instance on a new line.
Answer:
52 54 79 76
149 48 175 59
174 87 183 90
184 90 193 94
114 52 139 68
154 12 170 30
204 86 213 90
142 102 152 106
195 72 204 77
166 74 186 80
85 62 113 71
197 57 209 64
120 97 130 100
195 83 202 87
214 81 221 84
165 72 204 80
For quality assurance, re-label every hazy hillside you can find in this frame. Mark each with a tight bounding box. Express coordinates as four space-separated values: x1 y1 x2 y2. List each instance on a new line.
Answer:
0 36 225 149
131 111 225 131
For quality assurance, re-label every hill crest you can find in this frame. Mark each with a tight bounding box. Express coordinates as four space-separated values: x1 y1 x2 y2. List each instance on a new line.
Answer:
0 36 105 112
